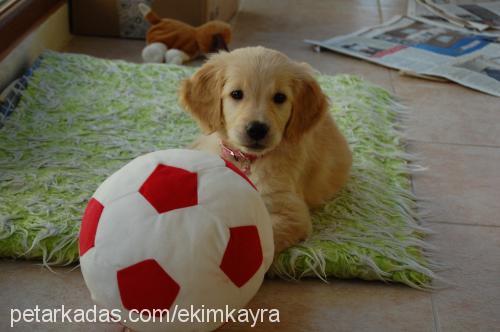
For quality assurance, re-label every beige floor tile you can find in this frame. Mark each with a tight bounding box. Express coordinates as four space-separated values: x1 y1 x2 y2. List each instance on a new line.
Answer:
223 279 434 332
64 36 145 63
0 261 122 332
0 260 434 332
410 142 500 226
232 0 382 40
394 77 500 147
231 0 395 91
429 223 500 331
380 2 408 23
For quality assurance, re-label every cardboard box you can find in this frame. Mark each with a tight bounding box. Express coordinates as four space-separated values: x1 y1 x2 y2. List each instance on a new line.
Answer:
70 0 239 39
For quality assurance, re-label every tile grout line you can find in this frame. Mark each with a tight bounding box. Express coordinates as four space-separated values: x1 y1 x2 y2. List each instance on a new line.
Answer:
231 0 246 26
431 295 442 332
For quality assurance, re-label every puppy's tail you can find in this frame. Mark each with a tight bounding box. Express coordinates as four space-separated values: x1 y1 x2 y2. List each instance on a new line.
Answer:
138 3 160 24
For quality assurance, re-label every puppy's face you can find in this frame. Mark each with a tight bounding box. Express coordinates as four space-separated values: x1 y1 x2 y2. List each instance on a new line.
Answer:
180 47 327 155
220 60 294 154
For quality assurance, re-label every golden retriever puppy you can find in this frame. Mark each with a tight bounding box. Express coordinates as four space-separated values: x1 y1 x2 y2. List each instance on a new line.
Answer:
179 46 352 253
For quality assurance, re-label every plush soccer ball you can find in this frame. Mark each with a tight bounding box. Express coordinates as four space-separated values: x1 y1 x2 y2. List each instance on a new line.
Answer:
79 149 274 332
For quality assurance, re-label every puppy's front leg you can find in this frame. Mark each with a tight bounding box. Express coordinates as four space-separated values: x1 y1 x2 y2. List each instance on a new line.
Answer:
262 192 312 254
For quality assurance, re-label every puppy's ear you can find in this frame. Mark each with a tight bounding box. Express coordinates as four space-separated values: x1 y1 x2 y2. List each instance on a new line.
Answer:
285 65 328 141
179 58 225 134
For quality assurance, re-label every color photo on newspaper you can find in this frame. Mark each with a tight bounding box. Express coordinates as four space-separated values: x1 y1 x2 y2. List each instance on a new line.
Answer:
306 16 500 97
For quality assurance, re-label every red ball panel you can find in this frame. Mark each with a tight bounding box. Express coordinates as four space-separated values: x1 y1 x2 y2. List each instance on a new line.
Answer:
220 226 263 288
139 164 198 214
117 259 180 316
79 197 104 256
224 160 257 190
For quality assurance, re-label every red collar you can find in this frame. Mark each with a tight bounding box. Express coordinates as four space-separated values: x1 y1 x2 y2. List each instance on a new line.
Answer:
220 141 259 175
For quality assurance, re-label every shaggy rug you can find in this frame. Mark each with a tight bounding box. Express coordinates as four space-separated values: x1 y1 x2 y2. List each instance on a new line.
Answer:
0 51 437 288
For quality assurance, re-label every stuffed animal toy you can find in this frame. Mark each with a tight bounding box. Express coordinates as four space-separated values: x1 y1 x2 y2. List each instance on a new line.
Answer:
138 3 232 65
79 149 274 332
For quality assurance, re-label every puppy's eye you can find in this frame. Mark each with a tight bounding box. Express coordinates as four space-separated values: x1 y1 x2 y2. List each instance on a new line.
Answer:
230 90 244 100
273 92 287 104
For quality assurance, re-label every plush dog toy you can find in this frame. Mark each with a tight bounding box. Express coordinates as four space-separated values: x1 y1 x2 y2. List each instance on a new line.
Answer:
138 3 232 64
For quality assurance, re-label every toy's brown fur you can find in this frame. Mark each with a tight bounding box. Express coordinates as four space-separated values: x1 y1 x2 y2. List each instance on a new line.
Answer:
144 8 232 58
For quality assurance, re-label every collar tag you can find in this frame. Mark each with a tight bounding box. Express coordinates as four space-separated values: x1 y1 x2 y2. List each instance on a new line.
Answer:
220 141 256 176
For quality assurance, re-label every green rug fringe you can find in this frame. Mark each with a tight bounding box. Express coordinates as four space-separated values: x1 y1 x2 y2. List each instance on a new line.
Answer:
0 51 436 288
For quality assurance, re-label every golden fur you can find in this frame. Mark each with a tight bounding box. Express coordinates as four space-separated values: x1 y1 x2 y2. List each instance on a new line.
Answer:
179 47 352 253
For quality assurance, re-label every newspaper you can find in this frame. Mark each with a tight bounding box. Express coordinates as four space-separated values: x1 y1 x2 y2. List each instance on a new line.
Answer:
408 0 500 34
410 0 500 31
305 16 500 97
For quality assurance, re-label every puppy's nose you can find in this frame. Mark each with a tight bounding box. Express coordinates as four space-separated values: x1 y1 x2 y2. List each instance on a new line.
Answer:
246 121 269 141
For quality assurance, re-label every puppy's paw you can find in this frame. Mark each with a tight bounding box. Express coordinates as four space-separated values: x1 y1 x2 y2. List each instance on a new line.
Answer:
273 237 293 255
270 212 312 255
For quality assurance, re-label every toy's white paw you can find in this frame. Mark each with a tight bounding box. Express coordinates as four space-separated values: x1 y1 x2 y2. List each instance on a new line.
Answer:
165 49 190 65
142 43 167 63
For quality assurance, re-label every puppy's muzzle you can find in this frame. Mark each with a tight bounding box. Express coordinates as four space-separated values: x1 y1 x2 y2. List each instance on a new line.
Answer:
246 121 269 141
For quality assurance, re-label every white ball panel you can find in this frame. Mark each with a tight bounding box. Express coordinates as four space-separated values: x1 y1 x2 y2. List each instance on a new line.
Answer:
197 165 274 271
197 165 264 228
93 154 157 206
80 249 123 312
93 192 162 267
